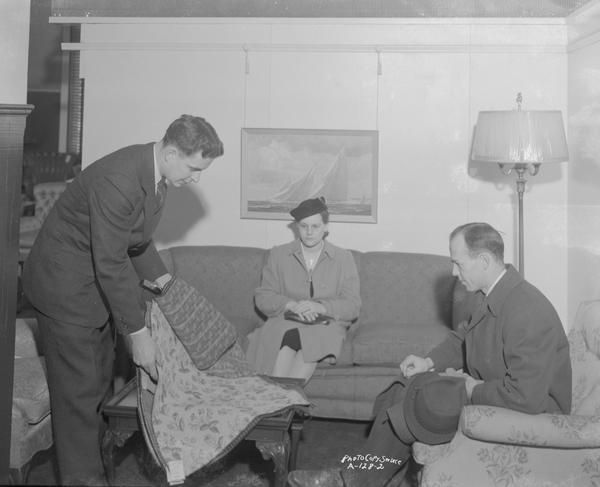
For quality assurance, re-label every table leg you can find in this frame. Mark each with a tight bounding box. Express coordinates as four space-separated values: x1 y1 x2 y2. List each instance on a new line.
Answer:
289 421 303 471
101 430 117 485
256 434 291 487
101 429 135 486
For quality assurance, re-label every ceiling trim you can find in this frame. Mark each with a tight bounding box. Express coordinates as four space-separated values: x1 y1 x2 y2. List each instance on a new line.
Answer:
49 16 567 25
49 0 592 19
61 41 567 54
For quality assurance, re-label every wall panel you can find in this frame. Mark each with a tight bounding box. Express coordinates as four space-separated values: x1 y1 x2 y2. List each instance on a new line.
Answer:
72 18 570 324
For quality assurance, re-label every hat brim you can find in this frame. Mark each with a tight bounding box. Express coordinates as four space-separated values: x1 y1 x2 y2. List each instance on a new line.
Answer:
402 372 467 445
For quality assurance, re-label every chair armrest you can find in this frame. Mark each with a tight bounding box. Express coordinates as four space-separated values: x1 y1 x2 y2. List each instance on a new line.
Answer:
412 442 451 464
19 215 41 233
461 405 600 448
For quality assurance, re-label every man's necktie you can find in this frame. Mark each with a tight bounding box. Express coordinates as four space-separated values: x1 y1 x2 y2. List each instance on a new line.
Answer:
156 177 167 209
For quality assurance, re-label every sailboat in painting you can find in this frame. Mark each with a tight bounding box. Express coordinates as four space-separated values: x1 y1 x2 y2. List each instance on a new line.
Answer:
269 149 349 204
244 136 375 222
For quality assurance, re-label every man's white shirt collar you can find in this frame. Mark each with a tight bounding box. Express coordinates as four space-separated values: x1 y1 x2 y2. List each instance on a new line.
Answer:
485 268 507 296
153 143 161 194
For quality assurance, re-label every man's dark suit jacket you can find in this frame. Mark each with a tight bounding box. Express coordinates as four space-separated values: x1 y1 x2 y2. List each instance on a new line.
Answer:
23 143 168 334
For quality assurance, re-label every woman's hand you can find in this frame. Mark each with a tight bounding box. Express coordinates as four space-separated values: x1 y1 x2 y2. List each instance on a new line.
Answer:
289 300 327 321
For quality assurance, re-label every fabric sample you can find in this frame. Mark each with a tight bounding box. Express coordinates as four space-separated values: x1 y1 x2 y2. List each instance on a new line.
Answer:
139 301 309 482
154 277 239 371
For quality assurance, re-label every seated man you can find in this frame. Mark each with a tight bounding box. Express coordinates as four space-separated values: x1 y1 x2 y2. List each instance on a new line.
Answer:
288 222 572 487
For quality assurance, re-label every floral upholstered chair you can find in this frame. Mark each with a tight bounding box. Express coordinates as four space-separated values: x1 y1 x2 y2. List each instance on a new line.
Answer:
412 299 600 487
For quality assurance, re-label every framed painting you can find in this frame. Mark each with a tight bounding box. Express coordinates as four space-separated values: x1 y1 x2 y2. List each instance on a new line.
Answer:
241 128 378 223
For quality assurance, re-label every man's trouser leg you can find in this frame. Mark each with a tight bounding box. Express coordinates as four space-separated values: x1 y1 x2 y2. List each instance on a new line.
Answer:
344 381 413 487
37 311 115 485
343 410 411 487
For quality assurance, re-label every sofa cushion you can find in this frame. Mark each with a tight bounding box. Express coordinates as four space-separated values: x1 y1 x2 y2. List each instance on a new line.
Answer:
352 322 451 365
306 365 403 420
160 246 267 324
230 315 261 338
358 252 455 329
12 356 50 424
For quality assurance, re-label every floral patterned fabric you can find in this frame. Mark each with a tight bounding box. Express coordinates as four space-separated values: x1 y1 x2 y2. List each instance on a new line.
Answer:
140 302 309 483
414 299 600 487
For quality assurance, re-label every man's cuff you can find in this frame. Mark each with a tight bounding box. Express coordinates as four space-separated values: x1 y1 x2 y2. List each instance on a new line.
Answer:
470 383 482 404
141 273 174 296
129 326 149 337
155 273 172 288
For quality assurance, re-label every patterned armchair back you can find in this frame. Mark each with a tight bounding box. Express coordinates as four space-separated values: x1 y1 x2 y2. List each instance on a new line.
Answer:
22 151 80 199
569 299 600 415
33 181 67 223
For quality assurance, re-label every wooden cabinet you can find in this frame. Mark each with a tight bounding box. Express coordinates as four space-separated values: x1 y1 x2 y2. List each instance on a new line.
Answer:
0 103 33 483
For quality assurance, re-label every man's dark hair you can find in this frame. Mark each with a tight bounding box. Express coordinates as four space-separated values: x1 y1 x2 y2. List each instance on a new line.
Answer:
162 115 224 158
450 222 504 262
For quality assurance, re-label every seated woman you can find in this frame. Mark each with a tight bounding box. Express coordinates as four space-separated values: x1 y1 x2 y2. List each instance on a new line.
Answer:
246 197 361 382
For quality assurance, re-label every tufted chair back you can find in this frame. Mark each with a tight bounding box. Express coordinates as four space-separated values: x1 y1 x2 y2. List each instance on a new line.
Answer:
569 300 600 415
19 181 68 261
32 181 68 223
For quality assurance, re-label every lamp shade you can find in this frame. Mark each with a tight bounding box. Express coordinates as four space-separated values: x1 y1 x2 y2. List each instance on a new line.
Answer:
471 110 569 164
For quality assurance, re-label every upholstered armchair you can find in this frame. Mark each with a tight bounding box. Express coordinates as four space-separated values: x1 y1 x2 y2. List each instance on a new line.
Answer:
10 318 53 484
413 299 600 487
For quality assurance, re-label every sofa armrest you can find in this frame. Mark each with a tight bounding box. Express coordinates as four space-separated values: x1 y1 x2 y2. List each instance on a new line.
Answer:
461 405 600 448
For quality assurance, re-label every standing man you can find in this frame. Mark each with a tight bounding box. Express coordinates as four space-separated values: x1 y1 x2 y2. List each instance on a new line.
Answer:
22 114 224 485
288 222 571 487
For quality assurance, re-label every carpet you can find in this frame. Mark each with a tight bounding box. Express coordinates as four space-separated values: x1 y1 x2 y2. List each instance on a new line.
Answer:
26 418 420 486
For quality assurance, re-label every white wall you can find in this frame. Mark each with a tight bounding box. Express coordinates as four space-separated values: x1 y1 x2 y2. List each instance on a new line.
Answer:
567 0 600 327
64 17 569 325
0 0 30 104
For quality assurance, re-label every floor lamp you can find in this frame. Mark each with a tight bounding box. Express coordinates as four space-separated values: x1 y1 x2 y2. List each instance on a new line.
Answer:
470 94 569 275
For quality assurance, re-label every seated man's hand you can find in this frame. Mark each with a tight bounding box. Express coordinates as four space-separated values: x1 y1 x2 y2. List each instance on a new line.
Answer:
440 367 468 378
440 368 484 400
127 327 158 381
400 355 434 378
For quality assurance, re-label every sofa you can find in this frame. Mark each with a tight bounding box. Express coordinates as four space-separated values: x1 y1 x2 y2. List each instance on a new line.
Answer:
158 245 466 421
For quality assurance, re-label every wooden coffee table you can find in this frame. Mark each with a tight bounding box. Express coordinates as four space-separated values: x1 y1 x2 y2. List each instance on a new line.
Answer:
101 376 306 487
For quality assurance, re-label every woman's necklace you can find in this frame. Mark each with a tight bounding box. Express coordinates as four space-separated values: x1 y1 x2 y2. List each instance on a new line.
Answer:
301 241 323 271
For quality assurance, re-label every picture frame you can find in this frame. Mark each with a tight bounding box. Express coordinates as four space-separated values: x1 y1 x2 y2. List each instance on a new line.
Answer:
241 128 378 223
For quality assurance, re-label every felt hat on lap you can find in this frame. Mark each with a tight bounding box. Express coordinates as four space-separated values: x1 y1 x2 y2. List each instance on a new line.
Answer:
403 371 468 445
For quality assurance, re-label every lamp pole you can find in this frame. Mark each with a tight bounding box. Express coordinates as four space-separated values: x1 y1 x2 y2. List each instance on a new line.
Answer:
514 166 527 275
498 162 539 276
